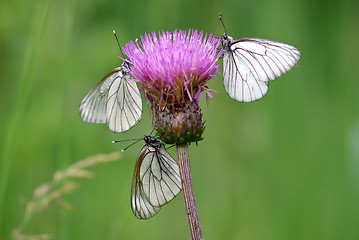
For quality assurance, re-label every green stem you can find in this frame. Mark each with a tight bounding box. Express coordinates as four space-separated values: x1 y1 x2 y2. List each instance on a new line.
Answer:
17 203 35 234
176 144 203 240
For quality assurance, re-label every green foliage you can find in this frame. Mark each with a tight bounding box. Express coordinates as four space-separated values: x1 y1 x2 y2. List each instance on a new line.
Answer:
1 0 359 239
12 152 121 240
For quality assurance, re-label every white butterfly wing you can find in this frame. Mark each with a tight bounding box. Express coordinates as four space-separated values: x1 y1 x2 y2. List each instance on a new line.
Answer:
79 68 121 123
223 51 269 102
131 179 161 219
131 145 182 219
107 68 142 133
223 37 300 102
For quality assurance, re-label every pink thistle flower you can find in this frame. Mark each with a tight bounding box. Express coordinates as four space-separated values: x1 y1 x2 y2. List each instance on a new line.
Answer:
123 29 221 107
123 29 221 144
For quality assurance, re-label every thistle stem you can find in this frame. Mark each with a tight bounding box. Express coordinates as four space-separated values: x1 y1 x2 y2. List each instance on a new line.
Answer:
176 143 203 240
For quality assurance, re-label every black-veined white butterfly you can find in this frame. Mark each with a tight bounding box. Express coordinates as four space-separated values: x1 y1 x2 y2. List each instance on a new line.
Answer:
130 135 182 219
79 63 142 132
219 14 301 102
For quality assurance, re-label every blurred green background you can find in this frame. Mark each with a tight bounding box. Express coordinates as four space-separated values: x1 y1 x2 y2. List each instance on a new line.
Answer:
1 0 359 239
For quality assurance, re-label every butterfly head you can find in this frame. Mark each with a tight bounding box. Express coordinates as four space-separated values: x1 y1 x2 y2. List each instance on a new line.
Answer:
221 33 233 51
144 135 163 148
121 62 132 73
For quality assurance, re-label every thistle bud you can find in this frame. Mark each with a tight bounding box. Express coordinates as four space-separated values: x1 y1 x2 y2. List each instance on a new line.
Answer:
156 103 204 144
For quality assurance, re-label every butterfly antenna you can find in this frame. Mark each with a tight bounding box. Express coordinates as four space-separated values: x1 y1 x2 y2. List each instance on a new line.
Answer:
121 139 143 152
112 138 143 152
113 30 126 59
219 13 227 33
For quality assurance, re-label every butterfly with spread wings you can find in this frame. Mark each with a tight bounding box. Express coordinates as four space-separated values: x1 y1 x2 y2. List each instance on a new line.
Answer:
219 15 301 102
79 63 142 133
131 136 182 219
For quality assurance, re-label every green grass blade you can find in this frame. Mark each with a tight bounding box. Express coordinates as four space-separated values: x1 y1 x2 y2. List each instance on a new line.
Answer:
0 0 52 237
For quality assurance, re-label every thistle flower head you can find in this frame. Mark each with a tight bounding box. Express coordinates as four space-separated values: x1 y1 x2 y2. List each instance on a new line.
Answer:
123 29 221 144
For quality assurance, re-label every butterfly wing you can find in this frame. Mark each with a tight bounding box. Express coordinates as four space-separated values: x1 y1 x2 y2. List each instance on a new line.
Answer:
131 145 160 219
106 67 142 133
223 37 300 102
131 145 182 219
79 68 121 123
223 49 269 102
